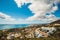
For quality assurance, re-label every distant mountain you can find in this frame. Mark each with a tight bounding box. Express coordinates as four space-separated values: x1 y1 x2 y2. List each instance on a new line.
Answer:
50 19 60 24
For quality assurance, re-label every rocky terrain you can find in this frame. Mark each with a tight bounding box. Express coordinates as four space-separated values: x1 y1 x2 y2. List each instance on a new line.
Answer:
0 20 60 40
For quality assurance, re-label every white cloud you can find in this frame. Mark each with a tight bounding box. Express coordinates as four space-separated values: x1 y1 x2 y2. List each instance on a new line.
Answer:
0 12 15 21
0 0 60 24
0 12 40 24
0 12 57 24
14 0 60 23
14 0 31 7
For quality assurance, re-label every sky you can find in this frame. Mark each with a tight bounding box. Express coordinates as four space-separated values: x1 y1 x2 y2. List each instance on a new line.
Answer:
0 0 60 24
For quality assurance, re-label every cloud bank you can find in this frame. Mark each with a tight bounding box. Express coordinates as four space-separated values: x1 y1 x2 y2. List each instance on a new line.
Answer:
14 0 60 22
0 12 43 24
0 12 15 21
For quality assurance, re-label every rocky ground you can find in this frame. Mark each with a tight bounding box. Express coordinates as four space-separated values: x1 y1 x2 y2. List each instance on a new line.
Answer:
0 19 60 40
0 24 60 40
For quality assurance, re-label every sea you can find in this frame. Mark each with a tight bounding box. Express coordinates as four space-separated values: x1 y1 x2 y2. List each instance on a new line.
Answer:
0 24 31 30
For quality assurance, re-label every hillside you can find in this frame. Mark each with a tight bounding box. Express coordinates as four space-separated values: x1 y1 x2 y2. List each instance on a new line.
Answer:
0 20 60 40
50 19 60 24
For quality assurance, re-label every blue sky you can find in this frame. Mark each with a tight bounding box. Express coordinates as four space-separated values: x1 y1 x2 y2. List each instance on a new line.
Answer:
55 3 60 17
0 0 33 19
0 0 60 24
